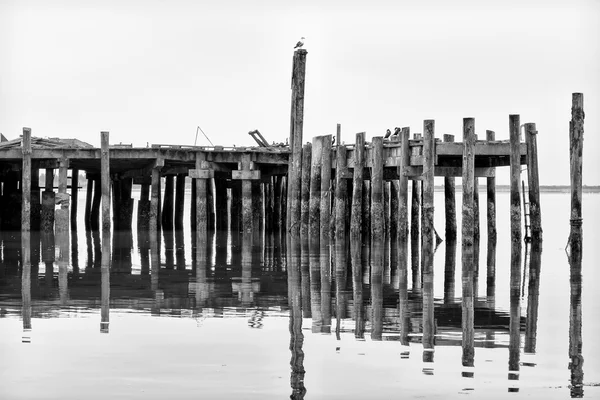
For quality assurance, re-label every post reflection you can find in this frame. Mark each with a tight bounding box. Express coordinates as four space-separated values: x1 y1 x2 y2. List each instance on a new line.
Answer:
287 237 306 399
524 242 542 354
100 228 111 333
508 240 522 391
334 241 348 340
320 238 332 334
398 228 410 353
309 238 322 333
370 238 384 341
350 238 365 339
568 224 584 398
462 238 475 373
21 230 32 343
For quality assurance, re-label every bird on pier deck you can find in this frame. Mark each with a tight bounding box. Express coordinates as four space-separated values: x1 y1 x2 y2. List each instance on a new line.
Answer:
294 37 305 49
393 127 401 136
385 129 392 139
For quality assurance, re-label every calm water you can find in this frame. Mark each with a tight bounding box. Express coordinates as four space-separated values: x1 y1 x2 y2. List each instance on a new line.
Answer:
1 191 599 399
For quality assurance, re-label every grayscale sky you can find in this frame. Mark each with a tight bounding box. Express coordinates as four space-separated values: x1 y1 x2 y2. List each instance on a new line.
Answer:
1 0 599 185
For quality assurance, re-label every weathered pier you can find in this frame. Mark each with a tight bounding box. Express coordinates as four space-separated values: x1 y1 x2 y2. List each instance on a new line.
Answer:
0 48 549 253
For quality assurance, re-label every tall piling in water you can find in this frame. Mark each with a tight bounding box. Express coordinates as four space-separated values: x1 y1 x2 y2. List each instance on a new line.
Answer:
350 132 365 239
287 49 307 237
371 136 384 242
309 136 323 239
569 93 584 243
443 134 457 241
525 123 542 243
398 127 410 247
22 128 32 234
334 144 347 240
71 169 78 231
320 135 332 238
509 115 522 244
421 120 435 355
486 130 497 292
101 132 111 237
461 118 476 367
174 173 185 230
300 143 312 236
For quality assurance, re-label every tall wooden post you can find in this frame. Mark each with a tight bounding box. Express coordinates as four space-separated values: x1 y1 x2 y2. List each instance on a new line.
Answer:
195 153 208 235
101 132 111 237
41 168 55 233
71 169 79 231
461 118 476 367
174 173 185 230
150 169 161 234
241 154 253 233
398 127 410 247
486 130 497 244
85 176 93 231
56 158 70 235
320 135 332 238
162 175 174 231
509 115 522 244
371 136 384 242
421 120 435 353
443 134 457 241
91 175 101 231
22 128 32 233
350 132 365 238
524 123 542 243
287 49 307 236
309 136 323 239
334 144 347 241
300 142 312 237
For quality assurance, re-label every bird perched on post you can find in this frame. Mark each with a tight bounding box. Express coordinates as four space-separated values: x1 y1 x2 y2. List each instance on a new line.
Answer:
385 129 392 139
294 37 305 49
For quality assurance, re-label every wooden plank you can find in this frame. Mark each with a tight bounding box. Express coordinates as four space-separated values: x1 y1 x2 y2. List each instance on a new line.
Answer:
404 166 496 178
189 169 215 179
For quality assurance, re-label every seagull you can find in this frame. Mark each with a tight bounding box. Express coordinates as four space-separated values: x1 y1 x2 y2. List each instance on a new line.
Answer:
294 37 305 49
385 129 392 139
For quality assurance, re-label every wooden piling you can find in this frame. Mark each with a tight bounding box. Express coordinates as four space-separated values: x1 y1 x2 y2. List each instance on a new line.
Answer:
214 178 227 231
138 181 150 231
569 93 584 226
287 49 307 237
384 182 390 236
474 177 480 241
150 169 161 234
461 118 475 366
162 175 174 231
41 169 55 233
320 135 332 238
390 180 398 238
101 132 111 237
31 167 40 231
371 136 384 242
350 132 365 238
398 127 410 245
300 142 312 237
486 130 497 244
241 154 253 233
509 115 522 244
91 176 101 231
308 136 323 239
21 128 32 233
174 173 185 230
71 169 78 231
443 134 457 241
421 120 435 353
334 144 347 240
55 158 69 235
195 153 208 235
523 123 542 243
85 176 93 231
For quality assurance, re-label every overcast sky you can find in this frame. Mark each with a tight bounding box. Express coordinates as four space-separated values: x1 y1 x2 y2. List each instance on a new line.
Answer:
1 0 599 185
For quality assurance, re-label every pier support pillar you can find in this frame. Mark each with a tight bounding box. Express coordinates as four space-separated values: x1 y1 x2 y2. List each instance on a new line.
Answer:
300 142 312 237
443 134 457 241
320 135 332 239
41 168 55 233
421 120 435 352
398 127 410 248
162 175 174 231
55 158 70 236
350 132 365 239
525 123 542 243
309 136 323 239
174 173 185 231
334 144 348 241
71 169 79 231
371 136 384 242
137 179 151 232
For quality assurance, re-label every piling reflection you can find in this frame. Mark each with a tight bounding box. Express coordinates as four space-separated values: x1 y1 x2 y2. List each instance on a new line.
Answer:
320 238 332 334
524 242 542 354
350 238 365 339
21 230 32 343
568 227 584 398
100 227 111 333
370 238 384 341
508 239 522 392
287 237 306 399
334 241 348 340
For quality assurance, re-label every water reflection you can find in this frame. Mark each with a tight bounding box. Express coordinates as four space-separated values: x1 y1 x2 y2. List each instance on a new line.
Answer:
2 211 587 398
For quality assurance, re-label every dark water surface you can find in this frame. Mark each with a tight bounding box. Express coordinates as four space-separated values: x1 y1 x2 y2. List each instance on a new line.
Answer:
1 192 599 399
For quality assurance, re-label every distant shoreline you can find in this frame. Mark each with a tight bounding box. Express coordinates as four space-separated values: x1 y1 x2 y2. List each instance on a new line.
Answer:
435 185 600 193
